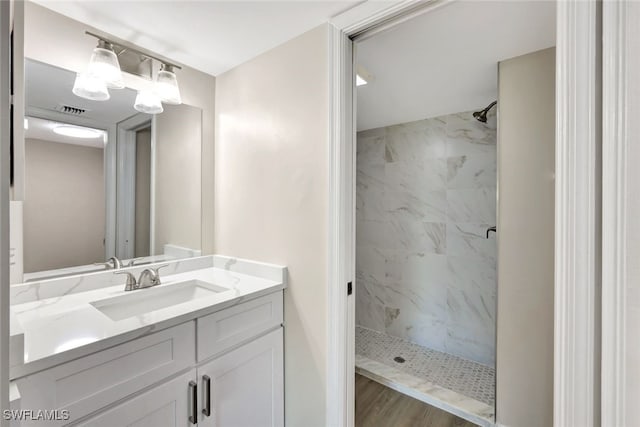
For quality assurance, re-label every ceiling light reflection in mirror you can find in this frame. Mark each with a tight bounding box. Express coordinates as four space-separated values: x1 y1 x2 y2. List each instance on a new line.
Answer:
25 117 106 148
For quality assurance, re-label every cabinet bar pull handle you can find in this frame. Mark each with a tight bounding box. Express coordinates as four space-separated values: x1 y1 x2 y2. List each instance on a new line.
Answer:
188 380 198 424
202 375 211 417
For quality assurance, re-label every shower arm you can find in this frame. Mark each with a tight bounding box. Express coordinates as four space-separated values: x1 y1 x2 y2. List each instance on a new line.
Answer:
484 101 497 113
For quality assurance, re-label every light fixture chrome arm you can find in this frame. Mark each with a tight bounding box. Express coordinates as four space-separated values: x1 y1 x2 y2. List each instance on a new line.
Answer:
84 31 182 70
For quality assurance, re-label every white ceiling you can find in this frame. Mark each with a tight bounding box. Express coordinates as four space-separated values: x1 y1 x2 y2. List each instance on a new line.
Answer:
25 116 106 148
33 0 362 76
26 58 138 124
356 1 556 131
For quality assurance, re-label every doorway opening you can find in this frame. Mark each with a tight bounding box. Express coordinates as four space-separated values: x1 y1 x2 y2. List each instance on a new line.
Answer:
351 2 556 425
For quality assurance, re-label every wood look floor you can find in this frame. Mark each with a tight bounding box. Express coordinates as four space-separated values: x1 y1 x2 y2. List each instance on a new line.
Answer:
355 375 477 427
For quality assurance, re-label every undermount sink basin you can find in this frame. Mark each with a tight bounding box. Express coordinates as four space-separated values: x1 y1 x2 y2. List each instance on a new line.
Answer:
91 280 230 321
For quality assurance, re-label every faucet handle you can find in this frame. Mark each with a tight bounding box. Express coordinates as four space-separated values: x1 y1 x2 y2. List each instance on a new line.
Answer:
115 271 138 291
94 261 114 270
126 258 144 268
151 264 169 273
150 264 170 285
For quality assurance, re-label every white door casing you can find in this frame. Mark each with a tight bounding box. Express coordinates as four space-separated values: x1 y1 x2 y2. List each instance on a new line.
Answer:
554 1 601 426
115 113 151 259
601 1 640 425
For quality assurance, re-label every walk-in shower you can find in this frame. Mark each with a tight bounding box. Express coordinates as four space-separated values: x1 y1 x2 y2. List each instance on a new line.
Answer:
355 107 498 426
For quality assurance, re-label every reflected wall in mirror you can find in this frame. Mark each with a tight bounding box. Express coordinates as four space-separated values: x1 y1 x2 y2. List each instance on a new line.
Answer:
21 58 203 282
24 116 107 273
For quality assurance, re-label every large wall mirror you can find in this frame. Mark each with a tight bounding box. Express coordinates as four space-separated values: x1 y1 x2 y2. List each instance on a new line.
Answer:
14 3 204 283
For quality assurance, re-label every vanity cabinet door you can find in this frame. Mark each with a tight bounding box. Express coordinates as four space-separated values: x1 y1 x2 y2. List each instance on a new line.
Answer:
15 322 195 426
198 328 283 427
78 370 196 427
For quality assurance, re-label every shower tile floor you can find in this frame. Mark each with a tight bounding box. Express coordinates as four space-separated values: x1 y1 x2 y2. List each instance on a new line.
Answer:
355 326 496 427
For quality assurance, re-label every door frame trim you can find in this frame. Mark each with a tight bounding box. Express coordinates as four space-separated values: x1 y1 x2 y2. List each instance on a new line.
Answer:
601 0 628 424
116 113 152 259
554 2 601 426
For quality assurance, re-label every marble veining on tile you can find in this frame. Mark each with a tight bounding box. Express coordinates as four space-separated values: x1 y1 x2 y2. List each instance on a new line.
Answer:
356 108 497 366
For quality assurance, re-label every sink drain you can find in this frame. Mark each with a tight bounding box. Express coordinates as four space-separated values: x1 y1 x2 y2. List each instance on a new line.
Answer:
393 356 406 363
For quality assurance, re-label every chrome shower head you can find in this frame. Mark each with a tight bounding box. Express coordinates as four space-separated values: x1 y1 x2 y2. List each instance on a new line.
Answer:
473 101 497 123
473 110 488 123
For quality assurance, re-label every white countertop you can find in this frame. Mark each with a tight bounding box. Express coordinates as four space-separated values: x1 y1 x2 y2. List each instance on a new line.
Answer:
10 258 286 380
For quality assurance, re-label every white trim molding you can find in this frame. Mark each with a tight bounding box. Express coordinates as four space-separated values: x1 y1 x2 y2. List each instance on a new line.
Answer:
601 1 629 425
326 22 351 427
0 0 10 421
554 1 601 426
115 113 151 259
326 1 462 426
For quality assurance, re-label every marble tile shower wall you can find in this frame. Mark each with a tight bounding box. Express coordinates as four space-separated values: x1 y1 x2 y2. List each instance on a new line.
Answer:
356 110 497 366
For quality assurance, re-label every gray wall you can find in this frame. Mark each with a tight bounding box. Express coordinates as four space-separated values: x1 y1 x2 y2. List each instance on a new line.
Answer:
214 25 329 427
24 138 105 272
154 104 202 254
496 47 555 427
134 128 151 257
356 109 497 366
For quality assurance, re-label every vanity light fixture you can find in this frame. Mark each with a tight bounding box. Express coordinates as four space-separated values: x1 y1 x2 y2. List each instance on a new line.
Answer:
156 64 182 105
87 39 124 89
72 72 110 101
53 124 104 139
134 89 164 114
73 31 182 114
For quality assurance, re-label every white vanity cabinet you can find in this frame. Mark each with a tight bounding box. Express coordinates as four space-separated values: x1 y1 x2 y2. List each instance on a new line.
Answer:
15 322 196 427
196 328 284 427
14 291 284 427
77 370 196 427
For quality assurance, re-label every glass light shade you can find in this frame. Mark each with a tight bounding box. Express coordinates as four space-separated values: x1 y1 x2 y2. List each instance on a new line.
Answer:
87 46 124 89
156 69 182 104
53 125 103 139
72 73 110 101
134 89 164 114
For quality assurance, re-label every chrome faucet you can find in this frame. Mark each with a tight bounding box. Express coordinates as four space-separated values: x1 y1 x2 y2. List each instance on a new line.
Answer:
138 266 166 288
115 264 169 292
115 271 138 291
95 256 123 270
